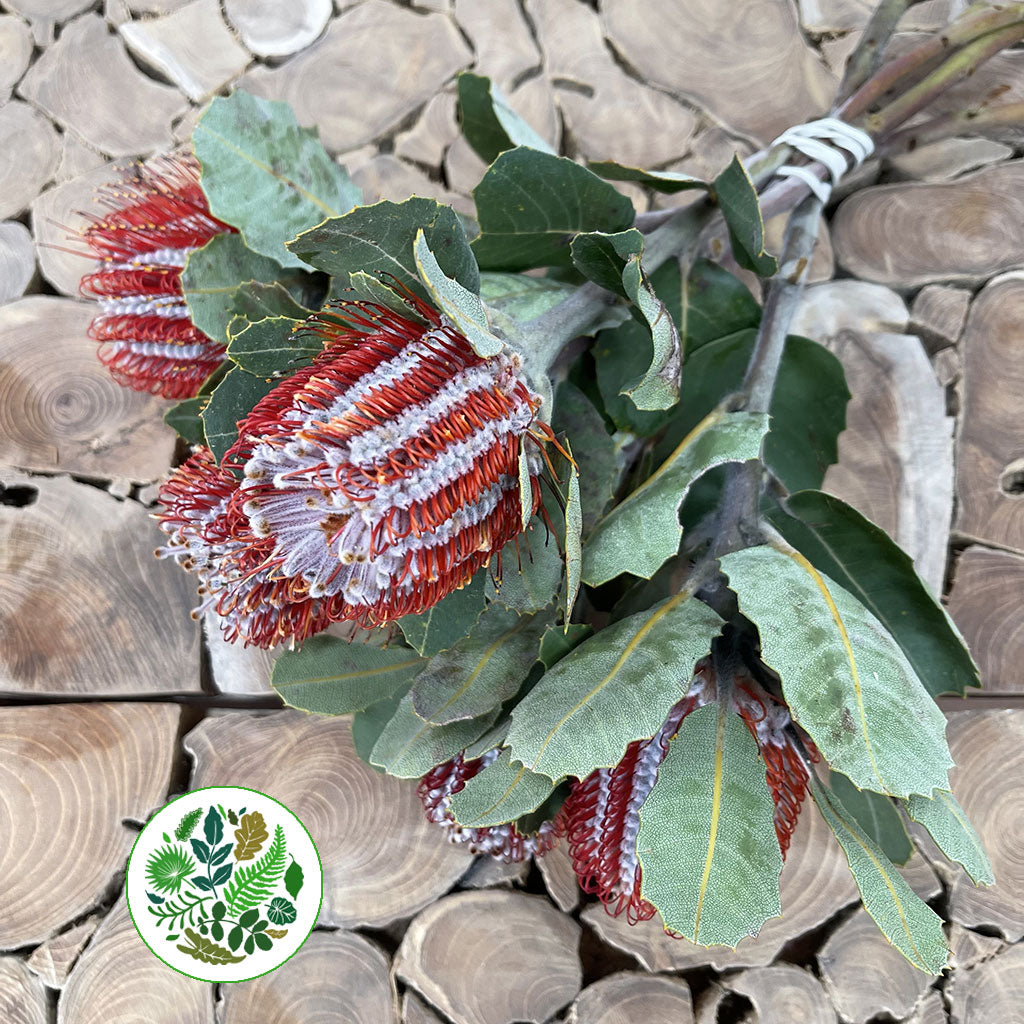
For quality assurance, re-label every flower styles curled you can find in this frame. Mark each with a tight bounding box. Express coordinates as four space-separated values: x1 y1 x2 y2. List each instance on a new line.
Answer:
80 153 233 399
156 290 546 647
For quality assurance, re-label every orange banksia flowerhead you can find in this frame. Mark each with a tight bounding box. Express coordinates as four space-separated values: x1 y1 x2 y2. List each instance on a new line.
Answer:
80 153 233 399
157 291 545 647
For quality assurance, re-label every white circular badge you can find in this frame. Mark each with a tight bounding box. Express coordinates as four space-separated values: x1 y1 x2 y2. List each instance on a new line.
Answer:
126 786 323 983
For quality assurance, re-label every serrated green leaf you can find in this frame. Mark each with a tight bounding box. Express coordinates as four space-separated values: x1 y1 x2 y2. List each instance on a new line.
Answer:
164 396 208 446
410 605 546 725
680 259 761 355
230 280 313 323
450 747 557 827
271 635 426 715
721 544 953 798
193 90 361 268
398 568 487 656
369 693 500 778
588 161 710 194
637 702 783 946
347 270 429 318
177 927 245 965
619 254 682 411
583 410 770 586
811 777 949 973
289 198 478 300
829 770 913 865
506 589 722 780
201 366 275 465
227 315 317 378
714 155 777 276
471 148 635 270
569 228 643 298
765 490 980 698
413 228 498 357
181 234 288 345
564 446 582 623
457 72 556 163
539 623 591 668
907 790 993 885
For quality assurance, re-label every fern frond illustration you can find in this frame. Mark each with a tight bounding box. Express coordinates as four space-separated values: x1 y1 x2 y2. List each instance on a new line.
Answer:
146 844 196 895
223 825 287 917
177 928 245 965
174 807 203 841
147 890 210 930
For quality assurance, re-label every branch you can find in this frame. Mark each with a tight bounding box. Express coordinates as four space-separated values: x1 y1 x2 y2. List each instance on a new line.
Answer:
838 0 924 101
880 100 1024 153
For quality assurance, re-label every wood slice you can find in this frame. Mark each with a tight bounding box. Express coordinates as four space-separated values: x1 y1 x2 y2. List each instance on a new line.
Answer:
954 275 1024 553
404 990 446 1024
949 923 1003 971
0 15 32 103
18 13 188 158
945 710 1024 939
932 347 960 388
0 222 35 304
224 0 332 59
58 897 213 1024
0 472 200 695
351 155 463 210
582 803 859 972
0 703 179 947
205 613 277 694
55 131 106 184
527 0 697 167
567 972 693 1024
0 101 60 220
538 840 580 913
946 546 1024 695
237 0 471 153
904 990 948 1024
910 285 970 353
220 930 398 1023
119 0 251 103
818 908 930 1022
4 0 92 22
26 916 100 989
458 854 529 890
901 848 942 902
395 890 582 1024
832 161 1024 290
600 0 836 143
454 0 539 91
395 91 459 170
948 943 1024 1024
729 966 836 1024
0 297 177 480
797 0 870 32
791 280 909 339
0 958 48 1024
185 711 472 928
889 137 1013 183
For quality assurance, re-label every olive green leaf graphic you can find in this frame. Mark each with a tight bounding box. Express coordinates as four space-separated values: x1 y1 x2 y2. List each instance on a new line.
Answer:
266 897 296 925
233 811 269 861
223 825 287 916
176 927 245 965
174 808 203 841
284 857 304 900
265 928 288 939
146 844 197 895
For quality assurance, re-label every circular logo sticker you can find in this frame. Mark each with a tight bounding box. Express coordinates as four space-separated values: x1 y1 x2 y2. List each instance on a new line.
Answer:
126 786 323 982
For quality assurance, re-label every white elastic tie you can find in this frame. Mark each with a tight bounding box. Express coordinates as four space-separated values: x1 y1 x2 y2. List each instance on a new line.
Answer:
771 117 875 204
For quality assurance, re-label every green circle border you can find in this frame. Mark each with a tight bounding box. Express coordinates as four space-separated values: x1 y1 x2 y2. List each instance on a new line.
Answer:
126 785 324 984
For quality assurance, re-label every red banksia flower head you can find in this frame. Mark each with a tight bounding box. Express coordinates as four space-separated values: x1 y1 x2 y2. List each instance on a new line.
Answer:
80 153 233 399
418 749 558 862
156 290 546 647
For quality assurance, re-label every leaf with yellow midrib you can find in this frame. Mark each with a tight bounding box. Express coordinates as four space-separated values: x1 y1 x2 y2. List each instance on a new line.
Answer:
177 928 245 965
233 811 269 861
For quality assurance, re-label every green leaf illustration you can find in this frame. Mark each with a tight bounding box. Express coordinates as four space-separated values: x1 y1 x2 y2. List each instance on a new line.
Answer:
204 806 224 847
176 927 245 965
254 932 273 951
146 844 196 896
147 891 210 930
211 862 233 886
284 858 305 901
267 897 297 926
233 811 269 862
174 808 203 842
227 925 243 952
223 826 287 917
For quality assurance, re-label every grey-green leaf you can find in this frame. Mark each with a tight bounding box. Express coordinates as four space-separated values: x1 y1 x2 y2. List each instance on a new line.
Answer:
569 228 644 298
410 605 546 725
906 790 993 885
765 490 980 698
193 91 361 268
457 72 556 163
164 397 208 446
227 316 314 378
637 703 783 947
271 636 426 715
506 589 722 780
398 569 487 657
583 410 771 587
564 449 583 623
714 155 777 276
721 544 953 798
811 777 949 974
487 530 563 614
539 623 591 668
829 770 913 866
472 148 635 270
449 748 557 827
201 366 275 464
230 280 313 323
588 161 710 194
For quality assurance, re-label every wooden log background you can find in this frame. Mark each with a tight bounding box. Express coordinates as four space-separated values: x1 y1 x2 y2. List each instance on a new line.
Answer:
1 0 1022 1020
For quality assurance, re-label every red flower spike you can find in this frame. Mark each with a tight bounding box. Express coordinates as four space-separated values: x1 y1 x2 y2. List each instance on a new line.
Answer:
156 291 546 647
557 659 716 923
80 153 234 399
418 750 558 863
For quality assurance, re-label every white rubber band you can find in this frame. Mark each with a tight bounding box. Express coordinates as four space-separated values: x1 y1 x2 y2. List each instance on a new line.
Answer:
770 117 875 204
